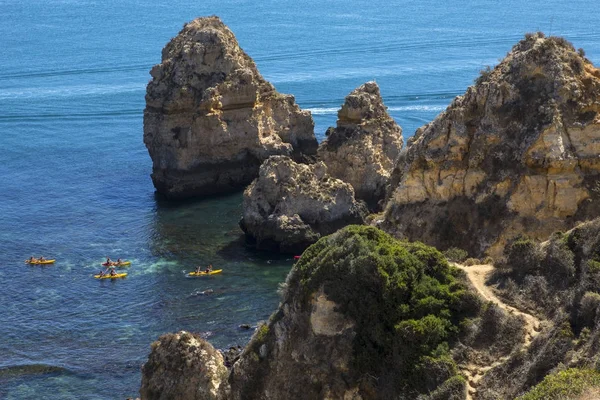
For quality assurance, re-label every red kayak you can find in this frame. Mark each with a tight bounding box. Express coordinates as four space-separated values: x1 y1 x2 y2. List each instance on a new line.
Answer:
294 255 301 260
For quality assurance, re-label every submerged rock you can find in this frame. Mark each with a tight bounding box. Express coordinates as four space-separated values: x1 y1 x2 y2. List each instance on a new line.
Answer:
383 33 600 257
144 16 317 199
318 82 404 209
239 155 367 253
139 331 229 400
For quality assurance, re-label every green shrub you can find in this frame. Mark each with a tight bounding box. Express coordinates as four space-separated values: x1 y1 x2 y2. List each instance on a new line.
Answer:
504 236 541 277
443 247 469 263
587 260 600 274
542 238 575 285
255 324 269 343
464 258 480 266
517 368 600 400
475 65 493 85
483 256 494 265
579 292 600 328
290 225 480 395
418 375 466 400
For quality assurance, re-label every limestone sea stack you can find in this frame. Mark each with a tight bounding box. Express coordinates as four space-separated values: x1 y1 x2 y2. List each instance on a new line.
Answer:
239 155 367 253
144 16 317 199
382 33 600 257
317 82 404 209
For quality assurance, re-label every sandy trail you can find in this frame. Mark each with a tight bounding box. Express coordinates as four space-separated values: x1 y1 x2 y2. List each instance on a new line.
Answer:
456 264 542 400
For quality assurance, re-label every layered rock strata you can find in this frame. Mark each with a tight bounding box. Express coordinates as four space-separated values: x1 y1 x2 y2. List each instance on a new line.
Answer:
383 33 600 257
144 16 317 199
318 81 404 209
139 331 229 400
239 155 366 253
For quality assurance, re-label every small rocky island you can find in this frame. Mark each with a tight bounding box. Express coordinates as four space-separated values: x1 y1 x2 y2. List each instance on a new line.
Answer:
239 155 366 253
144 16 317 199
140 18 600 400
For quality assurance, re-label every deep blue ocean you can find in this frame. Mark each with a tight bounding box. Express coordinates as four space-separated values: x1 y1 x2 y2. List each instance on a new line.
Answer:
0 0 598 398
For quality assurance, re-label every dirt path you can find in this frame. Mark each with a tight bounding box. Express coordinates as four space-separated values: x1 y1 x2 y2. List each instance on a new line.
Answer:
456 264 542 400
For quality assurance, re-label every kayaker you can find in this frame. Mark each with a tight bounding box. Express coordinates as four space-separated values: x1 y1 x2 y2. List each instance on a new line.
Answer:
39 256 46 262
28 256 37 263
106 257 112 265
116 258 123 265
195 265 202 274
205 264 213 274
98 269 105 277
109 267 117 277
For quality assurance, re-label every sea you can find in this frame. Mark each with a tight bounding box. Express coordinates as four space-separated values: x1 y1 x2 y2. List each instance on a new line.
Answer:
0 0 598 398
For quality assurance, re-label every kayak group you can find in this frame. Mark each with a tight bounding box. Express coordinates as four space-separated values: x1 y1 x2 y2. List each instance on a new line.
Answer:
25 256 225 279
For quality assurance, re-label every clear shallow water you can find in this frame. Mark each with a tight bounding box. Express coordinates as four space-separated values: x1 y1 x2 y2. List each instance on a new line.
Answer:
0 0 598 398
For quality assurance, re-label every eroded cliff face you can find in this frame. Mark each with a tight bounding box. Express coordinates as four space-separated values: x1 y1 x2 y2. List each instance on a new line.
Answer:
144 16 317 199
239 155 366 253
383 33 600 257
228 286 359 400
140 331 229 400
318 82 404 209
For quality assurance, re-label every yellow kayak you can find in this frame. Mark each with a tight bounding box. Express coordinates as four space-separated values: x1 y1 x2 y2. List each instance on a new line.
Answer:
188 269 222 277
94 273 127 279
25 259 56 265
101 261 131 267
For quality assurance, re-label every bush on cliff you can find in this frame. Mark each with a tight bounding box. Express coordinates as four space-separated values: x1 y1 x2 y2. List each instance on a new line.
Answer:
443 247 469 263
289 225 480 396
517 368 600 400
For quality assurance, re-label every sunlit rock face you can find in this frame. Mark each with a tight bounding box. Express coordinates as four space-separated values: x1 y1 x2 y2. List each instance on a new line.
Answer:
240 155 366 253
140 331 229 400
144 16 317 199
318 81 404 209
383 33 600 257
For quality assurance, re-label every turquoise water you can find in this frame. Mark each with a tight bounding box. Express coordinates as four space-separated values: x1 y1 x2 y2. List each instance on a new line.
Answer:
0 0 598 398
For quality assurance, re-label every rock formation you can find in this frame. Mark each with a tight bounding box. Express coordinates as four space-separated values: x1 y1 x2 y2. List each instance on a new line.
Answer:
318 82 404 209
227 226 478 399
144 16 317 199
140 331 229 400
383 33 600 257
239 155 367 253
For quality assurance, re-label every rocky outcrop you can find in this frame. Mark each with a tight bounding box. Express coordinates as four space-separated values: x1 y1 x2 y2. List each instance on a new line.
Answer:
144 16 317 199
227 226 478 399
318 82 404 209
139 331 229 400
239 155 366 253
383 33 600 257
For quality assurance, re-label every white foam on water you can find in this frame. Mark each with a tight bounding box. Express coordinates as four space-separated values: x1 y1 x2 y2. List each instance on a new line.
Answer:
0 83 145 100
307 105 446 115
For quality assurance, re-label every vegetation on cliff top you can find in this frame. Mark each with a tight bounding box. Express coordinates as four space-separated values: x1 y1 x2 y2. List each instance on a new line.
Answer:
517 368 600 400
289 225 480 396
478 218 600 398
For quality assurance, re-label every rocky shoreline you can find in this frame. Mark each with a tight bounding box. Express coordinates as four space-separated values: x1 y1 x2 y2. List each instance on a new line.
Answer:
140 18 600 400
